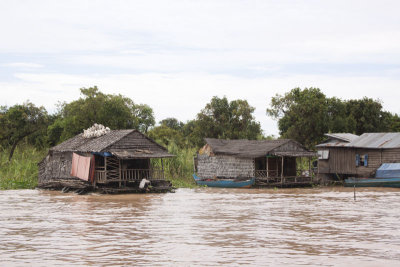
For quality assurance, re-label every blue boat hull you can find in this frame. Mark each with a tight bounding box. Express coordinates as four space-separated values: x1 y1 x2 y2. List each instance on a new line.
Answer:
344 177 400 188
193 174 255 188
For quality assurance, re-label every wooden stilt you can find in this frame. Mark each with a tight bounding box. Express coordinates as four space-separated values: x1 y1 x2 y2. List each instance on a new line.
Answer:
281 156 284 184
104 156 107 183
161 158 165 179
118 159 121 187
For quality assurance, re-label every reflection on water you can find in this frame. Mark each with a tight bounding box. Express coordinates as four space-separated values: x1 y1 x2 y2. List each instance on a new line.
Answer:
1 187 400 266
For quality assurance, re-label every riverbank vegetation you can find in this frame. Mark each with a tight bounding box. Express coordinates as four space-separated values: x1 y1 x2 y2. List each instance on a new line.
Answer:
1 86 400 189
0 145 46 189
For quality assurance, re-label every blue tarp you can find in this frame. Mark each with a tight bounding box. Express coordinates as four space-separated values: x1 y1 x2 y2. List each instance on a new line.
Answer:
91 152 112 157
375 163 400 178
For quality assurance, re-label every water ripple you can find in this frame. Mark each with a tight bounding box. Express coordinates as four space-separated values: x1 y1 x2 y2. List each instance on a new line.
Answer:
1 188 400 266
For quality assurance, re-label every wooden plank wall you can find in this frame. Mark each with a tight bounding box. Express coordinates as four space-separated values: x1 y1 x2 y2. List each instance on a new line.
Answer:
328 148 356 174
381 148 400 163
354 149 381 177
319 147 400 177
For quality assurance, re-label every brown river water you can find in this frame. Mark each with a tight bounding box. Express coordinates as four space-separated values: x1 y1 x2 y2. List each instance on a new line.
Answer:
1 188 400 266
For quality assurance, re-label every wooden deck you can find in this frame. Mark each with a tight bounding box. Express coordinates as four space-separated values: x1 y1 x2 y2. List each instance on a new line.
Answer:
255 176 315 188
97 180 174 194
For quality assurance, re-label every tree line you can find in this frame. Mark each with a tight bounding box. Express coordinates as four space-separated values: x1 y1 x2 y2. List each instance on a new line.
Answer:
1 86 399 160
267 88 400 148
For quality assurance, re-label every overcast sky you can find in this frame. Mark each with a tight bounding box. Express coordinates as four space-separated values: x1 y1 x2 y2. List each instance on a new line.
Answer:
1 0 400 136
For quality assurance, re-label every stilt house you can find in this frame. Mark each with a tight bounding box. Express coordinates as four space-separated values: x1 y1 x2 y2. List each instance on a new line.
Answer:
38 129 173 191
195 138 316 186
317 132 400 181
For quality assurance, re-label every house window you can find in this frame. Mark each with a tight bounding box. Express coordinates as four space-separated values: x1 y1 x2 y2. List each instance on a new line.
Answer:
318 150 329 160
356 154 368 167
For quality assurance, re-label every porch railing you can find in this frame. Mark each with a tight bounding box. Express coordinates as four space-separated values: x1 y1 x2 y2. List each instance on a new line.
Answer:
255 170 279 178
95 170 107 183
120 168 165 181
95 168 164 184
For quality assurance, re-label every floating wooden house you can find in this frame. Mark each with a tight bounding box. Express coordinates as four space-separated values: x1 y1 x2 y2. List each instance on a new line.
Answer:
195 138 317 187
38 129 174 193
317 132 400 182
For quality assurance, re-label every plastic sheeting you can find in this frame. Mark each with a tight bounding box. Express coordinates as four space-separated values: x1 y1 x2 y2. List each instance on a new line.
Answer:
375 163 400 178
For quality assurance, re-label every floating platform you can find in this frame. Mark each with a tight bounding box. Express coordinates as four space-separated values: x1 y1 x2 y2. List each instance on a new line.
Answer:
38 179 174 194
255 176 315 188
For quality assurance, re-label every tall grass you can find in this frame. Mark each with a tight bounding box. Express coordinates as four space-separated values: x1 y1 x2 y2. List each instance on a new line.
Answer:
152 143 198 188
0 146 47 189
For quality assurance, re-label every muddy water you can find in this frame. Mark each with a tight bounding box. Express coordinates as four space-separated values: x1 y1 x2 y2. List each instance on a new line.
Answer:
1 188 400 266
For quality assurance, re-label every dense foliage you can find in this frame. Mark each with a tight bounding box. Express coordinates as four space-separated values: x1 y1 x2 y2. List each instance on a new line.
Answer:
0 145 47 189
0 102 48 161
49 86 155 144
267 87 400 149
148 96 263 148
2 85 400 189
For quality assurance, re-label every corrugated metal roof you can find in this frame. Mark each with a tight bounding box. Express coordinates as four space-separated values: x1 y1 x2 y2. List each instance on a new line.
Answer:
325 133 359 142
347 133 400 148
316 142 348 148
318 132 400 149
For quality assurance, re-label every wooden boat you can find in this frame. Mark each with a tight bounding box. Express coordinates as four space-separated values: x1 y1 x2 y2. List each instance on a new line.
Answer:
193 174 255 188
344 177 400 188
345 163 400 188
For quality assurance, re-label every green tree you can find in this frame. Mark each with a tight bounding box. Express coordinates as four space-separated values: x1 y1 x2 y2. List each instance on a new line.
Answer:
181 119 202 147
0 102 48 161
51 86 155 142
267 88 329 148
387 113 400 132
327 97 352 133
148 125 185 147
267 88 397 149
345 97 390 135
159 118 184 131
193 96 262 146
132 104 155 133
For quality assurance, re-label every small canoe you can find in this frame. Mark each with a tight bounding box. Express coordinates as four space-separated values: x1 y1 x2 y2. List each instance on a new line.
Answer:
193 174 255 188
344 177 400 188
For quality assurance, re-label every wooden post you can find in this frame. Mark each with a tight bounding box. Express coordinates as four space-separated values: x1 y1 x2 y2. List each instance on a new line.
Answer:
253 159 255 177
193 156 196 173
266 156 269 178
161 158 164 179
104 156 107 183
118 159 121 187
93 156 97 188
281 156 284 184
308 157 311 182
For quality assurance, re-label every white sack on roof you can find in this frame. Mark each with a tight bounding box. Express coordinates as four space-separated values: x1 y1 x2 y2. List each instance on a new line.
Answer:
83 123 110 138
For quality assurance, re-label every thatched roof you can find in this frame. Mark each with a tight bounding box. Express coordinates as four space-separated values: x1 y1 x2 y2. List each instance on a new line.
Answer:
204 138 316 158
50 129 173 158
